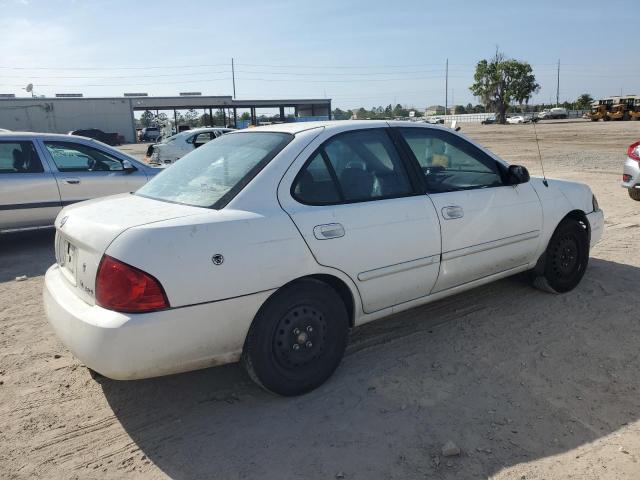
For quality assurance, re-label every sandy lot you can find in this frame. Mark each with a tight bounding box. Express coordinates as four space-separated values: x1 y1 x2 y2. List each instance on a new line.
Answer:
1 120 640 479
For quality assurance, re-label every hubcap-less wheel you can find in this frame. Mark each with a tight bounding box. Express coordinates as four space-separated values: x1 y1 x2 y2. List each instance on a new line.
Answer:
273 306 327 369
533 218 589 294
551 235 579 278
243 279 349 396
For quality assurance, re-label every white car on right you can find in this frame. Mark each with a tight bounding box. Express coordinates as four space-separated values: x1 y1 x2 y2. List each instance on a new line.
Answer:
148 127 233 164
622 140 640 201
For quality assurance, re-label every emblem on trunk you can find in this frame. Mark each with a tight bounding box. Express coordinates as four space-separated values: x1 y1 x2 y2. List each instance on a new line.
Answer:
211 254 224 265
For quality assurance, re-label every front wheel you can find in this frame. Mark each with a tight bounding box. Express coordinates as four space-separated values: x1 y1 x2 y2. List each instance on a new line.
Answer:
532 218 589 293
629 188 640 201
242 279 349 396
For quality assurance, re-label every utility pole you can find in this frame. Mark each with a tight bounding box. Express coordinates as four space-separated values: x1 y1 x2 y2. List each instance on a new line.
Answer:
231 58 236 99
556 59 560 107
445 58 448 115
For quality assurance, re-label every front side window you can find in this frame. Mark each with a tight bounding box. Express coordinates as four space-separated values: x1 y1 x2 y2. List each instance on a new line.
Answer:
292 129 413 205
0 141 44 173
44 142 124 172
137 131 293 208
397 128 504 193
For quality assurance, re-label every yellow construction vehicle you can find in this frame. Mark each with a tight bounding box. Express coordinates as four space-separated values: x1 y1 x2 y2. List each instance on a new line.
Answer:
586 103 608 121
606 96 634 120
629 97 640 120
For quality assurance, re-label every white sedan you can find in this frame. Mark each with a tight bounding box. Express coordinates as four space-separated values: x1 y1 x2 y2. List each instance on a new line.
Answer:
507 115 529 124
148 127 233 164
44 121 604 396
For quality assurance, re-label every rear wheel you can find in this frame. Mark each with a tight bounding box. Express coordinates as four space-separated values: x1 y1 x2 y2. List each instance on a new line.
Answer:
242 279 349 396
629 188 640 201
532 218 589 294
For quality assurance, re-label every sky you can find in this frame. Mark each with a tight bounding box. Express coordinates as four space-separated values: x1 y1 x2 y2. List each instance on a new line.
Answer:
0 0 638 111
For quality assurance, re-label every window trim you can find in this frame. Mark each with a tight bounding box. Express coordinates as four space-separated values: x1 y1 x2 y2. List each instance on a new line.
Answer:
392 126 508 194
0 140 45 174
290 127 423 207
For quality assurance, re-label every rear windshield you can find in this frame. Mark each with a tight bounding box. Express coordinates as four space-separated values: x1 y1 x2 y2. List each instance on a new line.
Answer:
136 131 293 208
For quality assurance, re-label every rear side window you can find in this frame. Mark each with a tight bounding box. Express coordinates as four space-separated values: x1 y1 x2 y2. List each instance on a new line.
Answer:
0 141 44 173
292 129 413 205
44 142 124 172
137 131 293 208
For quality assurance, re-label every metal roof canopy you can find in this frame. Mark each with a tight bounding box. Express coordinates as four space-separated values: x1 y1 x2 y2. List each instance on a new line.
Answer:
126 95 330 110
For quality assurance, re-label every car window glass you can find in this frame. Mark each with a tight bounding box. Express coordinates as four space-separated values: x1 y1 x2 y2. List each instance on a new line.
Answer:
44 142 124 172
293 129 412 205
0 141 44 174
292 152 341 204
137 132 292 208
398 128 503 193
194 132 214 146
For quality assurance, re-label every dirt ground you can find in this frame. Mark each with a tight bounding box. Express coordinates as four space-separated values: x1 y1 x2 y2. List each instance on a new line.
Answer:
1 119 640 479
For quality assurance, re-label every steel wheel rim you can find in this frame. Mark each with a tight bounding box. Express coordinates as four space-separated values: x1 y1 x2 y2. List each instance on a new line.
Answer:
273 305 328 370
552 234 580 278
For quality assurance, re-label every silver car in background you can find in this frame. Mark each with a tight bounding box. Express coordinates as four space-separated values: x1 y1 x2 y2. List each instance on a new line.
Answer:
0 132 160 233
622 140 640 201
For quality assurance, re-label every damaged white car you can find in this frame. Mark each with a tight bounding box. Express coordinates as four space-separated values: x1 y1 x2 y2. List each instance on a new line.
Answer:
44 121 604 396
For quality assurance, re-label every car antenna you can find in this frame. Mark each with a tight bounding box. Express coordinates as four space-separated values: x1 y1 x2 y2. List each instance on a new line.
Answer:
532 120 549 187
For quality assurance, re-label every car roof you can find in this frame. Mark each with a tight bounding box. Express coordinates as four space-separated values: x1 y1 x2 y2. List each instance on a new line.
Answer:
241 120 457 135
0 131 94 140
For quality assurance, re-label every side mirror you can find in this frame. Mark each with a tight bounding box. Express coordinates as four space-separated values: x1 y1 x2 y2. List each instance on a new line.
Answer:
507 165 530 185
122 159 137 173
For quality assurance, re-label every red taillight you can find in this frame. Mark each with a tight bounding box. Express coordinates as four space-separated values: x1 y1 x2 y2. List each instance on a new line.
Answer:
96 255 169 313
628 141 640 162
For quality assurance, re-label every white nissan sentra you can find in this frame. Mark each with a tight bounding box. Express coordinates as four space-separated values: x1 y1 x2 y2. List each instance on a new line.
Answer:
44 121 604 396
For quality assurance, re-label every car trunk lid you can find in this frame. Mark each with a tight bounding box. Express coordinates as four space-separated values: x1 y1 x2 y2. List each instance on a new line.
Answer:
54 193 205 305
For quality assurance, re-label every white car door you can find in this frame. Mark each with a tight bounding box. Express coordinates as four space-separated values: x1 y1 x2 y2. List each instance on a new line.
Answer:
395 126 542 292
279 127 442 313
0 139 61 230
41 140 148 204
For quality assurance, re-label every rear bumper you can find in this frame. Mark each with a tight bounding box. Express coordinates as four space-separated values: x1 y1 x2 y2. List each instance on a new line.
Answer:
587 209 604 248
622 157 640 189
43 264 273 380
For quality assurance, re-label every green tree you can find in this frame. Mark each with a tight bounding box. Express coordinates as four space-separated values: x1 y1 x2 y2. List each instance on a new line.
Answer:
332 108 351 120
356 107 368 119
575 93 594 110
470 49 540 123
140 110 154 127
240 112 250 120
454 105 466 114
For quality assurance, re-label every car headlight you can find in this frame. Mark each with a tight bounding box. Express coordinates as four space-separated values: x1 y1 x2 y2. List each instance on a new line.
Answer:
592 194 599 212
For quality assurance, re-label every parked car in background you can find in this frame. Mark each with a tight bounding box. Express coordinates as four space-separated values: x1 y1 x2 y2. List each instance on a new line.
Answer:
0 132 159 233
139 126 161 142
44 120 603 396
426 116 444 124
68 128 123 146
147 127 233 164
622 140 640 201
507 115 529 124
538 108 568 120
481 115 497 125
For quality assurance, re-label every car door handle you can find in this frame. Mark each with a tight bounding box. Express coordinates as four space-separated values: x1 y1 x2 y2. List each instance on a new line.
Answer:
65 178 80 184
313 223 345 240
441 205 464 220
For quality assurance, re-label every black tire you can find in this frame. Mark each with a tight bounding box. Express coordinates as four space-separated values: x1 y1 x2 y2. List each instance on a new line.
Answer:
629 188 640 201
242 279 349 396
532 218 589 294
